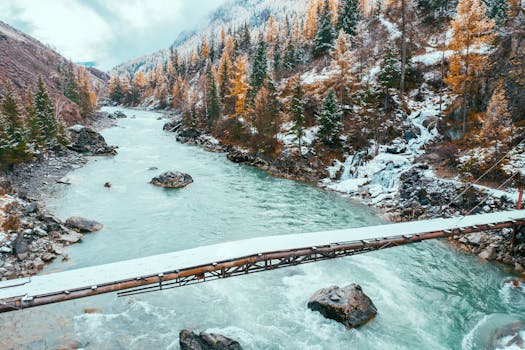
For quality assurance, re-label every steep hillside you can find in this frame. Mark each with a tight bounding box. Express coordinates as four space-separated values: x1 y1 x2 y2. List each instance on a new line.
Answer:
110 0 525 218
0 21 107 124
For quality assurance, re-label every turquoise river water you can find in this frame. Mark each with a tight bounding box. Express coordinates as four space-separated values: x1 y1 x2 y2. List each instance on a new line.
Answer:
1 107 524 350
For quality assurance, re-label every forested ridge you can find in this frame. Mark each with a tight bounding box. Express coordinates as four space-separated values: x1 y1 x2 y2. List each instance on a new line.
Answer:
111 0 525 187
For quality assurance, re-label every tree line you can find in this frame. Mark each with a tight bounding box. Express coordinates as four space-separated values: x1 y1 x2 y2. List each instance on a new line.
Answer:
108 0 523 158
0 77 68 168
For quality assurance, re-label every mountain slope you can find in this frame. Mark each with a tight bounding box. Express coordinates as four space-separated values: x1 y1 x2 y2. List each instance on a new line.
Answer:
0 21 107 124
112 0 309 75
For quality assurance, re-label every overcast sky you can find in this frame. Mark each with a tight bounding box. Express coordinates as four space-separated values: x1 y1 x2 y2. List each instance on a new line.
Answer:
0 0 227 71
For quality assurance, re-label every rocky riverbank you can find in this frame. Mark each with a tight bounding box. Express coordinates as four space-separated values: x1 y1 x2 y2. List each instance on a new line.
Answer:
0 110 119 280
168 126 525 277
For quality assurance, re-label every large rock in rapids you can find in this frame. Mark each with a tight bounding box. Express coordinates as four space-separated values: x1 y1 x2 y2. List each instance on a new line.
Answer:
179 330 243 350
150 171 193 189
307 284 377 328
65 216 103 233
67 125 117 155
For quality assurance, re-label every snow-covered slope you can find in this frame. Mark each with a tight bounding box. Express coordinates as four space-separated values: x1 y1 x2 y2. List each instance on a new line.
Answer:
112 0 309 75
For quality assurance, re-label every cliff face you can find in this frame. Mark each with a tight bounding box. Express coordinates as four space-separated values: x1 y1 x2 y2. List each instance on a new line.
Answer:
0 21 108 124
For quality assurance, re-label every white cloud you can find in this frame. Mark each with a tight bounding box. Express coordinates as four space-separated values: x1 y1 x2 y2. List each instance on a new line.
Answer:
0 0 226 70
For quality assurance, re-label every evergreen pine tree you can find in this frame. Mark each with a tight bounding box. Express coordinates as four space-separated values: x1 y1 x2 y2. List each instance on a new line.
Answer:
289 81 306 157
483 0 508 26
1 83 30 161
378 45 401 110
207 65 221 130
283 39 298 70
313 0 337 57
218 51 231 102
241 23 252 53
252 78 281 153
0 113 13 167
109 76 124 103
273 38 282 76
34 76 58 147
63 62 79 103
337 0 361 36
317 89 342 146
249 37 268 103
24 87 42 148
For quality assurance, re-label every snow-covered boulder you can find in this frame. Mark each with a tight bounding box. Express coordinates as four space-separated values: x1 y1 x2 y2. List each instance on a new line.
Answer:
150 171 193 189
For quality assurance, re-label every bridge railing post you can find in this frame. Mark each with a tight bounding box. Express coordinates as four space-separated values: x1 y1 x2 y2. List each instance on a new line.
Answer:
517 187 523 210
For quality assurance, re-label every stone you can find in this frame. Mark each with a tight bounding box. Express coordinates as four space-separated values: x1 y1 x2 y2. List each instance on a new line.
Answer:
33 227 48 236
179 330 243 350
466 232 483 245
51 244 64 255
150 171 193 189
67 125 117 156
59 231 83 244
24 202 38 214
112 111 127 118
0 246 12 253
14 236 30 260
163 120 182 132
65 217 103 233
33 258 45 270
478 246 495 260
41 253 57 262
307 284 377 328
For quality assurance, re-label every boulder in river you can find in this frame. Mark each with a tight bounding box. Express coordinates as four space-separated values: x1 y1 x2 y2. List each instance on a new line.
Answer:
111 111 127 119
179 329 243 350
65 216 103 233
67 125 117 156
150 171 193 189
307 284 377 328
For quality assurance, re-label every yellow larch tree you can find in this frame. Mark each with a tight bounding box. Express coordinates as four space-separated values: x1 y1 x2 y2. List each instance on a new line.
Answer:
133 71 147 92
266 15 279 44
333 30 353 103
444 0 494 135
304 0 319 40
481 80 512 141
200 36 210 60
225 35 235 57
329 0 339 25
228 54 250 118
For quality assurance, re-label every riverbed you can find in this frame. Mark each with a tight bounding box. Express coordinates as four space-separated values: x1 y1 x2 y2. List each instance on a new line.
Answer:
1 107 524 350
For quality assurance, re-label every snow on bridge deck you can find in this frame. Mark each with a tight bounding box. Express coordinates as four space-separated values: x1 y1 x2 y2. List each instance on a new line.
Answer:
1 210 525 311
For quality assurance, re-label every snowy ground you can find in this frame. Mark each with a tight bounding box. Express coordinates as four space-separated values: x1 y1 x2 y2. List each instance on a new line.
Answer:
321 80 447 204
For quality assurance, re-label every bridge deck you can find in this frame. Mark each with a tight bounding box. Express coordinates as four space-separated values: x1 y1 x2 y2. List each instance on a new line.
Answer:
1 210 524 311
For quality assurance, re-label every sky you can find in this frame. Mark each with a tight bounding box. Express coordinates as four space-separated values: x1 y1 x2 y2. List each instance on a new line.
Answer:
0 0 227 71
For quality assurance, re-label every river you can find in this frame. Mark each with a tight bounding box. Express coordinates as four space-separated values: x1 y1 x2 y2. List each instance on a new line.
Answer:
1 107 524 350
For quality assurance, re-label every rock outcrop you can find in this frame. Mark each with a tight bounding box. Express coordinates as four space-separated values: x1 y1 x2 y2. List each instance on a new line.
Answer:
109 111 127 119
65 216 103 233
0 195 84 279
179 330 243 350
307 284 377 328
67 125 117 156
150 171 193 189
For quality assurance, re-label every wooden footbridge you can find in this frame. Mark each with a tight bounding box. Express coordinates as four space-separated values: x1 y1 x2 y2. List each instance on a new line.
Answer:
1 210 524 313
